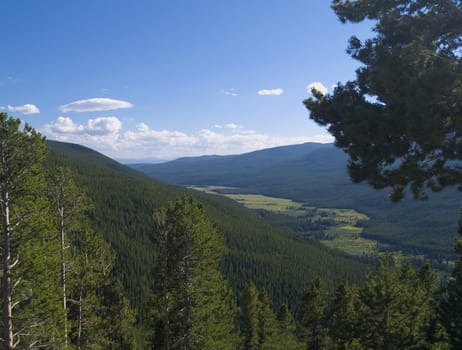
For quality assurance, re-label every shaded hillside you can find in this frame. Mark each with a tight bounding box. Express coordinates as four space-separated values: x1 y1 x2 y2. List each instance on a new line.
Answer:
45 140 369 318
132 143 460 259
132 143 333 185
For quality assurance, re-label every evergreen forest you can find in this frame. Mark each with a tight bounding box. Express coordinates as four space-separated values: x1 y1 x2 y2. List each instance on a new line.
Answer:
0 109 460 348
1 0 461 349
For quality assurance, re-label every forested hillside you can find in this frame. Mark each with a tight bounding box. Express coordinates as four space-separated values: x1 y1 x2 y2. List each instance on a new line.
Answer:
46 140 369 319
133 143 460 260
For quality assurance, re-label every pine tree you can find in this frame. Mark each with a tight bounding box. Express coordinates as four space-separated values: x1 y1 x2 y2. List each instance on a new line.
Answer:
153 195 238 350
240 281 261 350
299 277 328 350
67 220 115 349
0 113 62 348
48 166 90 348
330 282 362 350
442 210 462 348
48 166 136 349
239 283 295 350
305 0 462 200
353 257 447 349
97 280 137 349
276 304 303 350
257 290 281 350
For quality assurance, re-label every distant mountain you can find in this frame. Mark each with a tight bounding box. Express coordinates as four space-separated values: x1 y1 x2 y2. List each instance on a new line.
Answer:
132 143 334 185
132 142 461 260
45 140 368 319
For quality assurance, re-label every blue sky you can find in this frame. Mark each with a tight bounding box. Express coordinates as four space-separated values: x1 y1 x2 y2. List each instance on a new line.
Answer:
1 0 372 161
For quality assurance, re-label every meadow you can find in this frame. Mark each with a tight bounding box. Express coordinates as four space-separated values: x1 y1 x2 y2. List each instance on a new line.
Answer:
190 185 380 256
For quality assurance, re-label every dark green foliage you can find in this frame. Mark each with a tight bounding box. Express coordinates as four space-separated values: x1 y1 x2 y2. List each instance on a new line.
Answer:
48 166 136 349
46 140 174 318
45 140 368 323
442 211 462 348
240 282 301 350
240 282 261 350
256 290 281 350
0 113 63 348
330 258 448 349
66 220 113 348
152 196 238 350
277 304 303 350
96 280 137 349
329 282 362 350
299 277 329 350
305 0 462 201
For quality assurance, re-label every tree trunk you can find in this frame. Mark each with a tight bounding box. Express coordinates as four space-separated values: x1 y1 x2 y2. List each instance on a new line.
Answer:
181 229 192 350
59 198 68 349
1 183 14 350
76 289 83 350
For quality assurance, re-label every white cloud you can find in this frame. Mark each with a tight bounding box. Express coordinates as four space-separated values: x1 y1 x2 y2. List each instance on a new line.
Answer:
307 82 328 96
213 123 242 130
5 104 40 115
59 98 133 113
87 116 122 134
221 89 238 97
43 116 122 152
42 117 333 160
257 88 284 96
44 116 121 135
44 116 84 133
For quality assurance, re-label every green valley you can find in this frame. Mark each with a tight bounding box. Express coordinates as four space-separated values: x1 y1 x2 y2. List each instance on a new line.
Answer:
191 185 383 256
134 143 460 267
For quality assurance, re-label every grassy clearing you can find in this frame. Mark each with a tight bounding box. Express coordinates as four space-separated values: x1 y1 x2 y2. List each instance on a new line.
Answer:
191 185 379 256
225 194 302 212
188 185 238 194
321 237 378 255
190 185 447 264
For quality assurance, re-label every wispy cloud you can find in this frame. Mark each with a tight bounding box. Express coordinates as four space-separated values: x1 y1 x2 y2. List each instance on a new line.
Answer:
213 123 242 130
3 104 41 115
221 88 238 97
42 117 333 160
0 76 21 88
257 88 284 96
307 82 328 96
59 98 133 113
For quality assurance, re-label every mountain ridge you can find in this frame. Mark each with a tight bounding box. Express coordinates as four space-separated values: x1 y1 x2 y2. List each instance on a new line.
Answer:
45 139 369 317
131 142 460 261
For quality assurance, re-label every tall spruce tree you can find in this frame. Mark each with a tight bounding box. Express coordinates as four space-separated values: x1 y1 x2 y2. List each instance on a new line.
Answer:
0 113 62 348
48 166 135 349
239 282 295 350
299 277 328 350
257 290 282 350
329 281 362 350
67 213 119 349
48 166 89 348
276 304 303 350
442 211 462 348
240 282 261 350
153 195 238 350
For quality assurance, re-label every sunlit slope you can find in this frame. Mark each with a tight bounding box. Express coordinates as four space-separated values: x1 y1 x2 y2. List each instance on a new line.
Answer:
45 140 368 314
